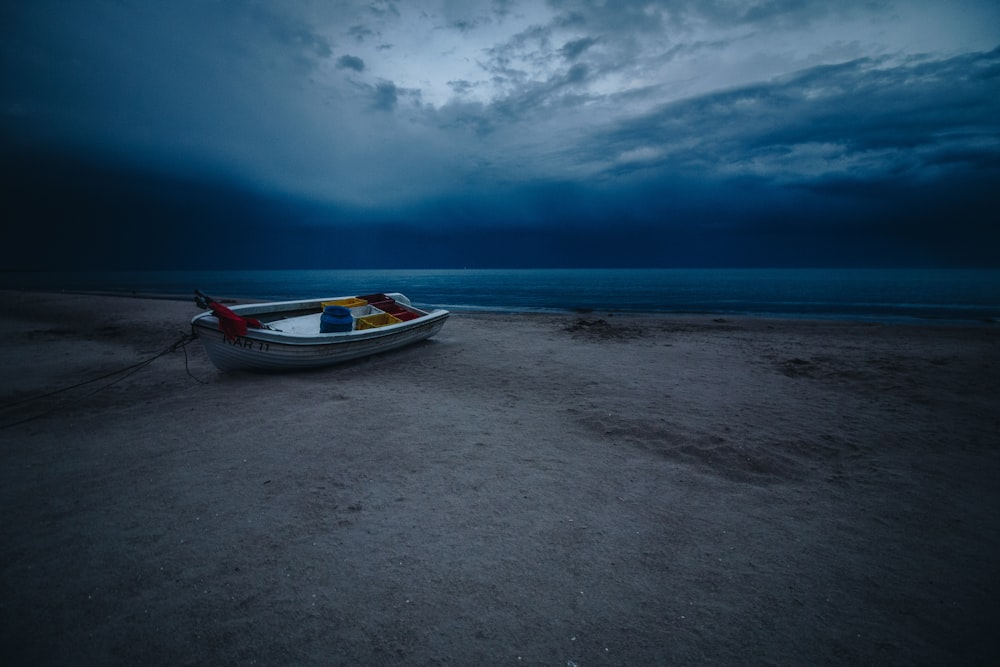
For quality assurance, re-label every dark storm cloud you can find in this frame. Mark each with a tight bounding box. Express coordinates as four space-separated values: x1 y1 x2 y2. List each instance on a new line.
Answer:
336 55 366 72
372 82 399 111
560 37 600 60
0 1 335 158
401 38 999 266
584 47 1000 189
2 0 999 269
549 0 890 31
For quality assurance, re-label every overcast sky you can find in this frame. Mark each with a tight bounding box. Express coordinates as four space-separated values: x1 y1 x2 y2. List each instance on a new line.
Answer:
2 0 999 269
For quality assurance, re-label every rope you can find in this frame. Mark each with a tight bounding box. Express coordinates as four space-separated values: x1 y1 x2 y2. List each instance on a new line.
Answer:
0 332 202 429
181 335 209 385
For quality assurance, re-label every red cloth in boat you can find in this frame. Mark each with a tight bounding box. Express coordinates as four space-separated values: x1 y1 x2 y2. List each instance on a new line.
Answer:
209 301 263 341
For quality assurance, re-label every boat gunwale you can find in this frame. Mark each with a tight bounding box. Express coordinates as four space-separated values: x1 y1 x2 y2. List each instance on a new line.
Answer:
199 292 412 317
190 294 449 346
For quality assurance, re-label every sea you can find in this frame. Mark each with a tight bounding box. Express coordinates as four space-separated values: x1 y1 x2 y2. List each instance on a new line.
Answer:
2 268 998 325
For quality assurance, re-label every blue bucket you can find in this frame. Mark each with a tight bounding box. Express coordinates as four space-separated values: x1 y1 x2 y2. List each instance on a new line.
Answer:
320 305 353 333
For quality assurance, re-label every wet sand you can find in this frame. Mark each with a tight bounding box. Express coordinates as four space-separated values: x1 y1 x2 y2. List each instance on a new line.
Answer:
1 290 999 665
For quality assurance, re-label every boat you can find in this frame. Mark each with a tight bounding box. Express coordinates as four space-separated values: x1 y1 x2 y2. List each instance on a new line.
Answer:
191 291 449 372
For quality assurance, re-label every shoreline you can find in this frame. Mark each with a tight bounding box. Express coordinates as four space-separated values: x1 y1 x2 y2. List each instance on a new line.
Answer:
3 287 997 327
2 290 999 664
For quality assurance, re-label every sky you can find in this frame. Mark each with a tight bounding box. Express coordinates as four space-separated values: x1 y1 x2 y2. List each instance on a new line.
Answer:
2 0 999 269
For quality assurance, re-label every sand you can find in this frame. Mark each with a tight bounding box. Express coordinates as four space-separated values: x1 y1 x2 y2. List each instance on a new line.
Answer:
1 290 998 665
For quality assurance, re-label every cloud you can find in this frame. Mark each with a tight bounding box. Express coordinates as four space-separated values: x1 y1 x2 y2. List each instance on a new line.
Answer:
367 0 400 19
348 24 376 42
2 0 999 268
560 36 599 60
548 0 896 32
337 55 366 71
447 79 477 95
372 81 399 111
242 2 332 59
581 46 1000 190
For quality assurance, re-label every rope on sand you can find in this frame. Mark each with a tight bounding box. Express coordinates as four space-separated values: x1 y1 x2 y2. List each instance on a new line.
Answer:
0 332 202 429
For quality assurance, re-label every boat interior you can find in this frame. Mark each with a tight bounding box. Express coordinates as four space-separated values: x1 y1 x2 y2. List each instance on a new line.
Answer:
257 294 427 335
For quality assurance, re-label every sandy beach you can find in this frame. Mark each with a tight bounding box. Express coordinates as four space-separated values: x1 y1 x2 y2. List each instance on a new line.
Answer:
1 290 998 665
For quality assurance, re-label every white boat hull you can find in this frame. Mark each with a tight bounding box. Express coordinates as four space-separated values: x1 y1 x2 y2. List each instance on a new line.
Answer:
191 293 449 372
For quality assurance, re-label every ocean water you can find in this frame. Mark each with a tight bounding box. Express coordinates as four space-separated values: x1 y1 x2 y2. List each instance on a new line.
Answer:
2 268 998 324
